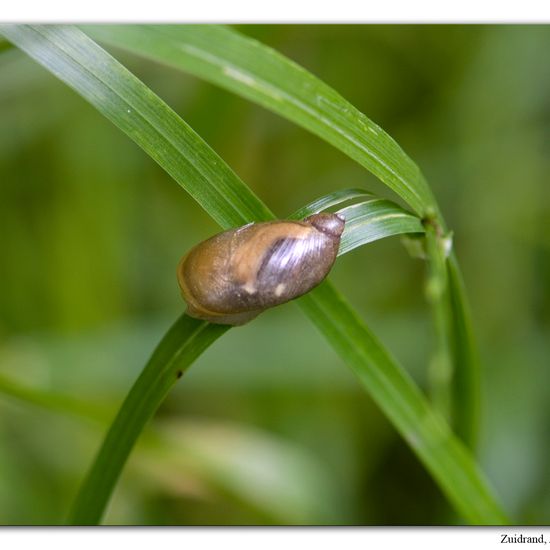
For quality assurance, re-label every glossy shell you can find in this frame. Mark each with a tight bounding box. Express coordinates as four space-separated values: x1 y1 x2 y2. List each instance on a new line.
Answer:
177 213 345 325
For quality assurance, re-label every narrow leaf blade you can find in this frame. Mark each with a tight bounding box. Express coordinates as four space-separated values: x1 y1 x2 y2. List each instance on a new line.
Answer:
68 314 229 525
447 253 481 448
290 188 374 220
84 24 437 216
290 190 425 256
337 199 424 256
299 283 507 524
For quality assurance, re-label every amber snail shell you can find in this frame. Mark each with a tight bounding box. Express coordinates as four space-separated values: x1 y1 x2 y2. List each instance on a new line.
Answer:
177 213 345 326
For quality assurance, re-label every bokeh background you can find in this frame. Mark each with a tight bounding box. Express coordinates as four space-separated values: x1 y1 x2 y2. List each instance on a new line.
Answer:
0 25 549 525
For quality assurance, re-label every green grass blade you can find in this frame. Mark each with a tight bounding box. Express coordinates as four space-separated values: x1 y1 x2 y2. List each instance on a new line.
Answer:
0 24 500 524
447 253 481 448
68 314 229 525
290 188 374 220
289 189 425 256
299 282 506 524
84 24 436 217
336 199 424 256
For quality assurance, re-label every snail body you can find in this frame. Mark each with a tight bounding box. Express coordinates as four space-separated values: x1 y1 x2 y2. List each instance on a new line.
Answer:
177 213 345 326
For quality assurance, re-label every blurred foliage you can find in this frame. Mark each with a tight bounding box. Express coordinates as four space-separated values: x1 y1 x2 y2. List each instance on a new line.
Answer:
0 25 549 525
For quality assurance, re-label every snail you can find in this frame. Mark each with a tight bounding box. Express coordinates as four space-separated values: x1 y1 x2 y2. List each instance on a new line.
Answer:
177 213 345 326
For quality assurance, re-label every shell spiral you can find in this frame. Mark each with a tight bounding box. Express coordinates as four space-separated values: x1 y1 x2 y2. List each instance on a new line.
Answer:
177 213 345 325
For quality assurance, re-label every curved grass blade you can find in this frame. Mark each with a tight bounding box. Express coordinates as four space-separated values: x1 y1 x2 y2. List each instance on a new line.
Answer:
68 314 229 525
299 283 506 524
291 190 425 256
336 199 424 256
83 24 436 217
290 188 374 220
290 189 424 256
448 253 480 448
0 25 502 524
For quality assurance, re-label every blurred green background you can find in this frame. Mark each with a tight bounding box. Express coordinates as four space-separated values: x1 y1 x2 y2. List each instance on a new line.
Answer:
0 25 549 525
